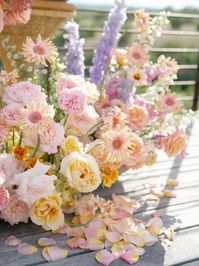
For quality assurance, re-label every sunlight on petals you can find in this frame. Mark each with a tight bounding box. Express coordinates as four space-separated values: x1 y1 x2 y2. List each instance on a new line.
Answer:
105 231 122 243
42 246 69 262
86 238 104 250
111 243 125 259
120 249 140 264
146 217 163 236
95 249 115 266
17 243 38 255
5 235 22 246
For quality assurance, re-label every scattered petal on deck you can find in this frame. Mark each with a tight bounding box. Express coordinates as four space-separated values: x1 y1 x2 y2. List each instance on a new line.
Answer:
95 249 115 266
120 249 140 264
66 237 86 249
17 243 38 255
42 246 69 262
38 237 57 247
5 235 22 246
86 238 104 250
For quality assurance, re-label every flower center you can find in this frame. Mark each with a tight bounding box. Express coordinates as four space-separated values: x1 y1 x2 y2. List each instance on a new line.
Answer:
29 111 42 124
112 137 123 150
133 52 141 60
33 45 45 55
165 97 175 106
133 72 141 80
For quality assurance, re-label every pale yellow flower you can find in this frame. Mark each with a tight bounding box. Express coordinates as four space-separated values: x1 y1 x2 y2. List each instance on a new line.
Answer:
60 135 83 157
101 163 118 188
60 151 101 193
30 194 64 231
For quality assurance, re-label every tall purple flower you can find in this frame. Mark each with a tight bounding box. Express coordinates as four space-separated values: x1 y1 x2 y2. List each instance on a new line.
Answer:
63 21 85 76
89 0 127 86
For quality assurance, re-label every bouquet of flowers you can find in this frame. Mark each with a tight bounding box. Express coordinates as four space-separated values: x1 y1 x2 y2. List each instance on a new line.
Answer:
0 0 195 264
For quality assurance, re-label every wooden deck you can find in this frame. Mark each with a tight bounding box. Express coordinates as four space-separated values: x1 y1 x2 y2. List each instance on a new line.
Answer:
1 121 199 266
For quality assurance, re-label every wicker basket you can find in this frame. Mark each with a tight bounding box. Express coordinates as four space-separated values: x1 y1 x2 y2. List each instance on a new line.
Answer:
0 0 76 71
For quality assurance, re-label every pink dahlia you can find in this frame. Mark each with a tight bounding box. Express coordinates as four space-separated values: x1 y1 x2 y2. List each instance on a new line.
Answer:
1 104 21 127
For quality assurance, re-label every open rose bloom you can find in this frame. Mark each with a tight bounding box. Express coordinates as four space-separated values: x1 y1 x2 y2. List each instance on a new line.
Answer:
0 5 196 265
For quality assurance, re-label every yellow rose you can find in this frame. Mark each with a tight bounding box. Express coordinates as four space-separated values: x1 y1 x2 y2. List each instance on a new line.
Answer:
30 194 64 231
61 135 83 156
60 151 101 193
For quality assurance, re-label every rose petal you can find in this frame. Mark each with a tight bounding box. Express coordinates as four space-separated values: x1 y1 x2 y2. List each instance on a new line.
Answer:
95 249 115 266
164 227 175 240
120 249 139 264
84 220 106 240
124 234 145 247
86 238 104 250
38 237 57 247
42 246 68 262
66 237 86 249
146 217 163 236
5 235 22 246
166 179 179 187
141 231 157 246
111 243 125 259
105 231 122 243
17 243 38 255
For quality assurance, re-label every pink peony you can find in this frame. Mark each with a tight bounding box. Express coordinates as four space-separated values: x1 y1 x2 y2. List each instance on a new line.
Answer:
3 81 46 106
67 105 99 135
39 121 65 154
0 194 29 225
58 88 87 115
0 186 9 211
1 104 21 127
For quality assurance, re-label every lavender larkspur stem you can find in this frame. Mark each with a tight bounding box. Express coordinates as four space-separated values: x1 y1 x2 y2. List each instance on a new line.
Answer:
89 0 127 86
63 21 85 76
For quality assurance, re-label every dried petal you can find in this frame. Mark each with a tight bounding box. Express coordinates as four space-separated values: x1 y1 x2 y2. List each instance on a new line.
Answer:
95 249 115 266
162 190 176 198
5 235 22 246
166 179 179 187
146 217 163 236
42 246 68 262
38 237 57 247
120 249 139 264
17 243 38 255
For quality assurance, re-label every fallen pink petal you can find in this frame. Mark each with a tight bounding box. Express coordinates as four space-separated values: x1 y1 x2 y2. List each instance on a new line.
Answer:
5 235 22 246
38 237 57 247
95 249 116 266
42 246 69 262
120 249 140 264
17 243 38 255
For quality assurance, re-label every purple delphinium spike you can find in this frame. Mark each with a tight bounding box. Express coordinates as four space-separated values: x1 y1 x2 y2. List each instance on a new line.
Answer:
89 0 127 86
63 21 85 76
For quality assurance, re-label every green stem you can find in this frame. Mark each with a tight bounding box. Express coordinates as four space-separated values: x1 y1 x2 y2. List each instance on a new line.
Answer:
5 142 9 153
32 135 40 158
64 208 101 228
18 132 23 146
12 130 15 147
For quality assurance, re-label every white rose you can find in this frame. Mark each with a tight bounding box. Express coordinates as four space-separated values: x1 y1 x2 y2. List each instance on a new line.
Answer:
60 151 101 193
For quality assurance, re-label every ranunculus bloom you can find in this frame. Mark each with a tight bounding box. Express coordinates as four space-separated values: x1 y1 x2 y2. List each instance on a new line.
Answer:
3 81 46 106
60 151 101 193
13 161 56 205
0 194 29 225
126 105 149 131
0 186 9 211
163 130 187 157
58 88 87 115
67 105 99 135
61 135 83 156
112 48 127 66
30 194 64 231
57 75 80 93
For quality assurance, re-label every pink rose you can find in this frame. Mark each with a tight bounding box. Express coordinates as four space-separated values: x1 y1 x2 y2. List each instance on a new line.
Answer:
58 88 87 115
67 105 99 135
126 105 149 131
0 194 29 225
3 81 46 106
57 75 80 93
0 186 9 211
163 130 187 157
1 104 21 127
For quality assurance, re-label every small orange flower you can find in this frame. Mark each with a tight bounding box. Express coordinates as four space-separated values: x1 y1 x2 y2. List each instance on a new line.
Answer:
101 164 118 188
26 157 43 169
12 146 29 161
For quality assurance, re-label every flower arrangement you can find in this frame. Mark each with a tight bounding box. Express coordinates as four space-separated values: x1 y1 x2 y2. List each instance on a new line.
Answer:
0 1 196 264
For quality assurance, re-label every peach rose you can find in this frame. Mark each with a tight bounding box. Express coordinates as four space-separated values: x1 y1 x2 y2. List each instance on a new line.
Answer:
30 194 64 231
126 105 149 131
163 130 187 157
